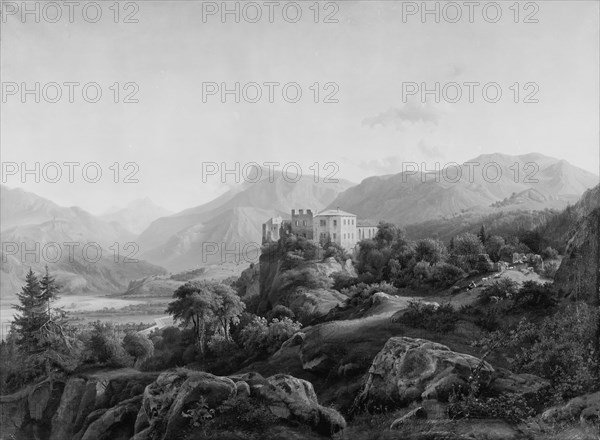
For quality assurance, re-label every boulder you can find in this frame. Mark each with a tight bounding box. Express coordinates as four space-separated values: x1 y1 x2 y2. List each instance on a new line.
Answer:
78 395 142 440
357 337 494 409
541 391 600 424
50 378 88 440
253 374 346 436
136 369 237 440
488 368 550 410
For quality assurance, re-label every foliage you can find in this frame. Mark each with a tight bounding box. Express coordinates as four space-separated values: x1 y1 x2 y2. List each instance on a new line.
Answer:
478 279 519 305
343 282 399 307
541 246 559 260
182 396 215 427
323 239 349 263
447 391 535 423
277 267 332 294
266 305 295 322
239 316 302 356
484 235 505 262
512 281 558 311
401 301 459 333
206 395 278 432
167 281 245 355
414 238 448 265
542 261 559 279
84 321 133 367
430 262 465 288
122 331 154 365
506 304 598 401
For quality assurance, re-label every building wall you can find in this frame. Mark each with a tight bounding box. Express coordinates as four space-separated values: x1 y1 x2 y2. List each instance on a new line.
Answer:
313 214 357 251
357 226 378 241
291 209 314 239
262 216 284 244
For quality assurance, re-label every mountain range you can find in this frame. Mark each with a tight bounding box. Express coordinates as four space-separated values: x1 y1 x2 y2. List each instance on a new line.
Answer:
327 153 598 225
1 152 597 298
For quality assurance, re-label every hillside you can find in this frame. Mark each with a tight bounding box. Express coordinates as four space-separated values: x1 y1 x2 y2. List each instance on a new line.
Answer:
0 186 167 302
100 198 172 235
328 153 598 226
137 176 354 271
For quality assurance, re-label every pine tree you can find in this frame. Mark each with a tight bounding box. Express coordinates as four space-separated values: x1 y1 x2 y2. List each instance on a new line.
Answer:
12 269 45 353
478 225 487 245
40 265 59 318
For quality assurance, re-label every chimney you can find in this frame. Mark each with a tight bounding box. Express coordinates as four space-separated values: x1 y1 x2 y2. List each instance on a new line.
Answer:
299 209 304 215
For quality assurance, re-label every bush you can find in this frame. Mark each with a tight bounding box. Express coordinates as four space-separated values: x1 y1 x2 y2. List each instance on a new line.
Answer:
512 281 557 310
478 279 519 305
447 392 535 423
343 282 399 307
122 332 154 366
506 303 598 401
207 334 239 357
431 262 465 288
85 321 132 367
401 301 459 333
239 316 302 357
542 261 559 279
541 246 559 260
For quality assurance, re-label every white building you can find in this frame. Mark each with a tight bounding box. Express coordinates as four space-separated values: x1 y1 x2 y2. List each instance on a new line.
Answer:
313 208 357 251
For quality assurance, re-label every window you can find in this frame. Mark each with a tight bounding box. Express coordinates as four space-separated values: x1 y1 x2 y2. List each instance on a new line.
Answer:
343 219 346 225
303 220 306 226
333 233 337 240
320 219 326 227
295 221 298 226
333 220 337 227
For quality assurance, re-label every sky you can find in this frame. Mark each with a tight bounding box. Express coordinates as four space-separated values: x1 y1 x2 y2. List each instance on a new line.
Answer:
1 0 599 214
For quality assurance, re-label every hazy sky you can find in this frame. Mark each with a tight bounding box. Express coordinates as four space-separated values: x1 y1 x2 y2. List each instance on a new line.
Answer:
2 1 599 214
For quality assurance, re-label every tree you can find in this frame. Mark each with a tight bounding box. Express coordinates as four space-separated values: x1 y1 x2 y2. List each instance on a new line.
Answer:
167 281 245 355
478 225 487 244
39 265 60 317
485 236 505 262
415 238 447 265
122 332 154 366
12 269 45 352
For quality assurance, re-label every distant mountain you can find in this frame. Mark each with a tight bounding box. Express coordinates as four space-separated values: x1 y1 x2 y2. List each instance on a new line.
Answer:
0 186 167 301
327 153 598 225
100 198 172 235
137 176 354 271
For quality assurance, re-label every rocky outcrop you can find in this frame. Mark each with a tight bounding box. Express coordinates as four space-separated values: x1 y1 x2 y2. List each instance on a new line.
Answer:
554 184 599 303
0 378 64 440
258 254 354 319
236 263 261 301
488 368 551 410
357 337 494 409
133 369 345 439
541 391 600 424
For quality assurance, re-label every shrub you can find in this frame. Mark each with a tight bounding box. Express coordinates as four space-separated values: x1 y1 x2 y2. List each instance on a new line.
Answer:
401 301 459 333
541 246 559 260
207 334 239 357
512 281 557 310
447 392 535 423
542 261 559 279
478 279 519 305
85 321 133 367
122 332 154 366
431 262 465 288
206 394 278 432
239 316 302 356
506 303 598 401
266 305 295 322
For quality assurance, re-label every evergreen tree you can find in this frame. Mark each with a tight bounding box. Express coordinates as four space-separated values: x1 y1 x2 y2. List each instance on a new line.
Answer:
12 269 45 353
39 265 60 318
478 225 487 244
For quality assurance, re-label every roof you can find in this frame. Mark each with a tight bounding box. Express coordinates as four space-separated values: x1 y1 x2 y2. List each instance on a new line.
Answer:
315 209 356 217
357 219 379 227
